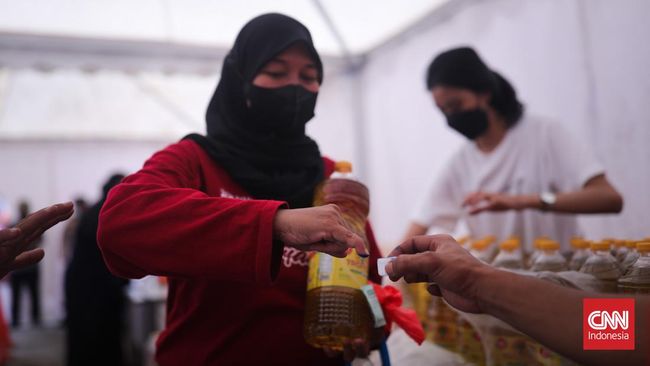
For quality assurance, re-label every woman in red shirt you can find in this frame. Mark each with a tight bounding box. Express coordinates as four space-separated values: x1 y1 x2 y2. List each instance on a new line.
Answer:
98 13 383 365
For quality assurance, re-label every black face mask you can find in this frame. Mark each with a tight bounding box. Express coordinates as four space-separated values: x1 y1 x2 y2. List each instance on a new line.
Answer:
446 108 489 140
246 84 318 137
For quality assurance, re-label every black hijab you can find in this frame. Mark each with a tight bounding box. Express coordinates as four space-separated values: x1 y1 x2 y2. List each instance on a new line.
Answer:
185 13 324 208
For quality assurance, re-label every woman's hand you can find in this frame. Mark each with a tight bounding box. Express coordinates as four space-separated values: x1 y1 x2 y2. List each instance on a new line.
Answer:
323 327 384 362
386 234 493 313
0 202 74 278
463 191 537 215
273 204 369 258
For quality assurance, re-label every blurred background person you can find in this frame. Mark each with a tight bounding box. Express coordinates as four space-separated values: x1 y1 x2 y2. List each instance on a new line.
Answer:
403 47 623 252
10 201 43 328
60 198 88 266
65 174 128 366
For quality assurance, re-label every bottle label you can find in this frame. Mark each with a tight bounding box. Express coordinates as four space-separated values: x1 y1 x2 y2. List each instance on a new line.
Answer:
307 251 368 290
361 285 386 328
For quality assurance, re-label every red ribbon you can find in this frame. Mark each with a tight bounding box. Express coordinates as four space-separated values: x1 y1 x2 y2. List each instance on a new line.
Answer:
372 283 425 345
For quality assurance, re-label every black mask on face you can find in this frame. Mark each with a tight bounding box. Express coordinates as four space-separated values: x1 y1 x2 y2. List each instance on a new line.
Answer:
446 108 489 140
246 84 318 137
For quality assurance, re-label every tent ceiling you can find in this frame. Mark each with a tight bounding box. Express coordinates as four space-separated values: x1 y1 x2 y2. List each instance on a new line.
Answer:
0 0 449 57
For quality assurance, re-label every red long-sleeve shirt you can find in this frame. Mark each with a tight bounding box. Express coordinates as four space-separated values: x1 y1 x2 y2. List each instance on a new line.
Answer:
97 139 382 366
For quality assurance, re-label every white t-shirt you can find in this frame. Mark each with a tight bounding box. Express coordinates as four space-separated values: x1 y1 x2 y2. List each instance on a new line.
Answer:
411 116 604 252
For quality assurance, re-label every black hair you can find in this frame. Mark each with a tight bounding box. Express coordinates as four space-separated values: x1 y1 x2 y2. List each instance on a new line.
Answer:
426 47 524 127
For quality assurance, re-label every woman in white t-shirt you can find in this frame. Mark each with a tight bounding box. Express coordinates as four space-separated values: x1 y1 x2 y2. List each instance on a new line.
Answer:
405 47 623 253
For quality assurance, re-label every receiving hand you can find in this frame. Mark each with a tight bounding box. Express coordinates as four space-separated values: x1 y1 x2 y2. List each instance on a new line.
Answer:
273 204 369 258
386 234 492 313
323 338 370 363
463 191 530 215
0 202 74 278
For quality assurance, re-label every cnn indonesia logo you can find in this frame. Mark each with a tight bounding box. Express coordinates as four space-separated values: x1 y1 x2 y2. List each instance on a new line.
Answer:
583 298 635 350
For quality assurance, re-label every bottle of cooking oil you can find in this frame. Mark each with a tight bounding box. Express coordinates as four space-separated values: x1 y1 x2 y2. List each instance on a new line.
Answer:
304 161 372 350
621 241 640 272
455 235 471 250
527 236 550 269
579 241 622 293
569 237 590 271
618 242 650 294
531 240 567 272
469 236 496 263
613 240 629 262
492 238 524 270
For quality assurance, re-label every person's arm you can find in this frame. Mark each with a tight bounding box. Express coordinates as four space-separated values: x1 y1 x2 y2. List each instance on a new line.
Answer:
464 174 623 214
0 202 74 278
386 235 649 366
98 142 366 282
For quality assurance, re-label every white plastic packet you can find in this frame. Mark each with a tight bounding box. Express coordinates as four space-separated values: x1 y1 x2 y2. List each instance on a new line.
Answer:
377 256 397 276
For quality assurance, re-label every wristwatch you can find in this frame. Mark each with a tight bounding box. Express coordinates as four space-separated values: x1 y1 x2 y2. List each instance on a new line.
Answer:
540 191 557 211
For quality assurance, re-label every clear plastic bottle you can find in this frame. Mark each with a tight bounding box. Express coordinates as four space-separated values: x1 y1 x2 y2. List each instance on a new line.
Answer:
527 236 550 269
492 238 524 270
618 242 650 294
455 235 471 250
569 237 590 271
579 241 623 293
602 238 616 257
304 161 372 349
531 240 567 272
621 241 640 272
469 236 496 263
613 240 629 262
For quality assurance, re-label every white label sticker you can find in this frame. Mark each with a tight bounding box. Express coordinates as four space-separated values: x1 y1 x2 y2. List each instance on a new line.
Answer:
377 256 396 276
361 284 386 328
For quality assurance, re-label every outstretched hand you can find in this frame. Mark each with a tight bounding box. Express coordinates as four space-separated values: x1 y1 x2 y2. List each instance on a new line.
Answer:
386 234 492 313
0 202 74 278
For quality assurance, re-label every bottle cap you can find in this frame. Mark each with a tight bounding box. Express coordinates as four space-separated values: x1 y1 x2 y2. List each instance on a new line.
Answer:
539 240 560 251
636 242 650 253
625 240 637 249
534 236 551 249
571 237 589 249
471 239 490 251
590 241 610 251
499 239 520 251
482 235 496 245
335 161 353 173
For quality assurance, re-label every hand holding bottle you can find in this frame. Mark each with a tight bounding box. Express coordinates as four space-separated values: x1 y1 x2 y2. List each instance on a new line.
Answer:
273 204 369 258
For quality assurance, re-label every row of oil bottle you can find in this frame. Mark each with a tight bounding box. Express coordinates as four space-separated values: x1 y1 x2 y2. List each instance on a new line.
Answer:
464 235 650 294
409 235 650 366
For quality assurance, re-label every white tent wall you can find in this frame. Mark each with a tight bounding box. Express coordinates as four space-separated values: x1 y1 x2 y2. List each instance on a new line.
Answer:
359 0 650 248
